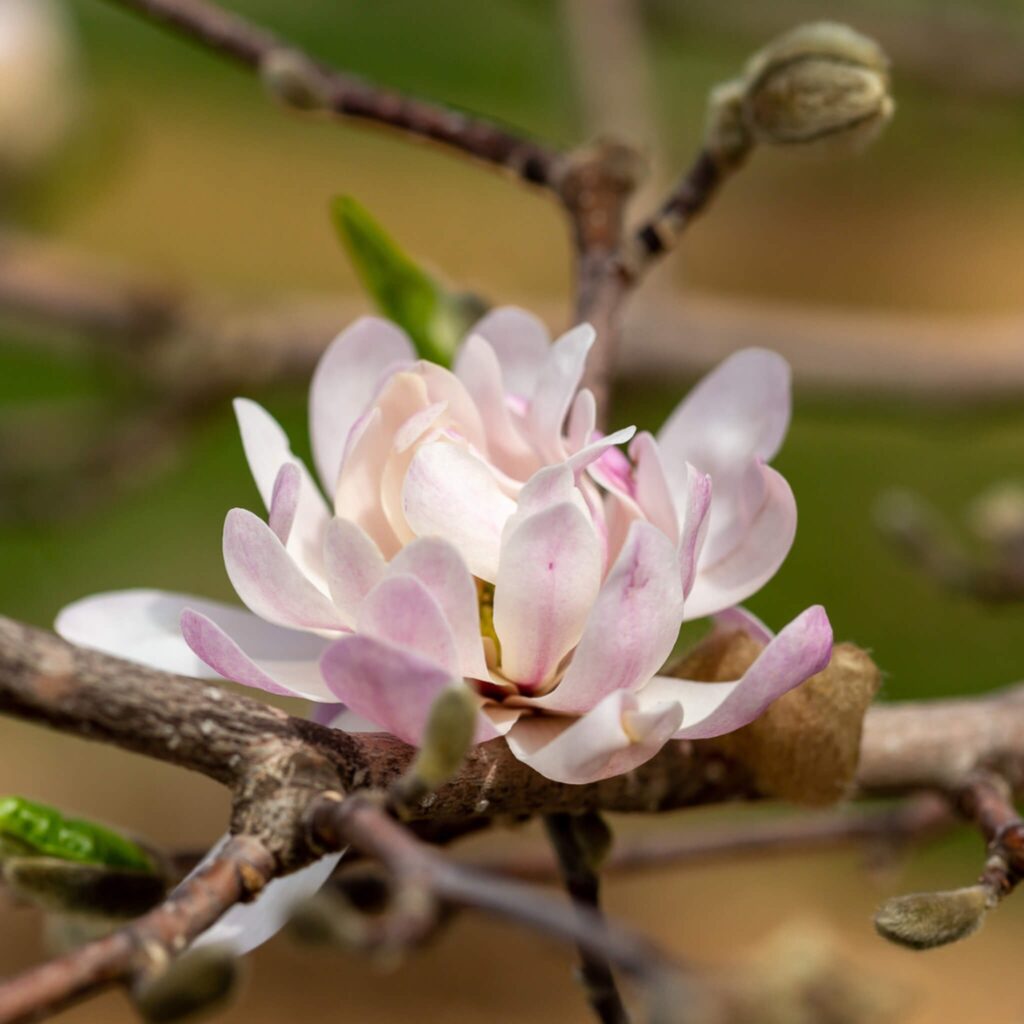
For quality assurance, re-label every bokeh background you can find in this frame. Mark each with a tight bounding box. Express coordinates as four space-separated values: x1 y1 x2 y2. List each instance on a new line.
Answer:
3 0 1024 1020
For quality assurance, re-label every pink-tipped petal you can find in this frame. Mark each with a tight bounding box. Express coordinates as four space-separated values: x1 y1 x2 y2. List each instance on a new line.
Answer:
714 606 774 644
492 502 602 691
530 521 683 713
233 398 330 585
357 574 460 677
629 432 678 543
527 323 595 461
677 465 713 599
454 335 539 478
566 388 597 454
683 464 796 621
402 441 517 582
268 462 300 544
657 348 791 472
567 426 637 478
505 690 683 784
309 317 414 493
388 538 490 680
320 634 458 746
467 306 552 399
640 605 833 739
223 508 343 632
180 609 334 700
55 590 247 678
323 517 387 626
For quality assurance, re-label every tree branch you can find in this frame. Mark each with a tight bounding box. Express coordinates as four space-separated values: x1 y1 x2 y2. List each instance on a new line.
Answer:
307 795 687 1019
0 835 273 1024
101 0 561 189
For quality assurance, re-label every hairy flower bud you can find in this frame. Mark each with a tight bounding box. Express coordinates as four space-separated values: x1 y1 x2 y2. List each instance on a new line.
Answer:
3 856 166 918
874 885 992 950
741 22 893 150
968 481 1024 549
133 945 242 1024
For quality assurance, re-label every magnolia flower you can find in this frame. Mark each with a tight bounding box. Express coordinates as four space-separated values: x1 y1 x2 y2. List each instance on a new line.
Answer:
58 307 831 789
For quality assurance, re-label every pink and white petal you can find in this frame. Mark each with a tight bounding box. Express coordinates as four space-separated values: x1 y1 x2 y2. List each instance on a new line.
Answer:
527 324 595 461
454 335 539 478
309 317 415 493
416 361 488 453
224 509 343 632
629 432 678 543
233 398 330 585
268 462 300 544
402 441 516 582
657 348 791 473
492 502 602 691
320 634 458 746
677 465 713 599
312 704 382 732
388 538 489 680
683 464 796 621
334 373 432 556
639 605 832 739
190 836 343 956
55 589 245 678
505 691 683 785
323 517 387 626
566 388 597 455
530 521 684 713
467 306 551 399
568 426 637 478
180 609 334 701
501 464 589 544
714 606 774 644
357 574 460 678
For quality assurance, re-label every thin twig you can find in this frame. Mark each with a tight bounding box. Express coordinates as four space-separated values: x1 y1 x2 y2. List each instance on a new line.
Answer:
101 0 561 188
0 836 273 1024
956 772 1024 903
467 797 955 883
308 795 688 1018
545 813 630 1024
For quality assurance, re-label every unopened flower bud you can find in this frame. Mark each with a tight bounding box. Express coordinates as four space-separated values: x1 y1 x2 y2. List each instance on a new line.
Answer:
260 49 331 112
874 885 991 950
2 856 166 918
741 22 893 151
968 481 1024 549
133 944 242 1024
394 684 478 806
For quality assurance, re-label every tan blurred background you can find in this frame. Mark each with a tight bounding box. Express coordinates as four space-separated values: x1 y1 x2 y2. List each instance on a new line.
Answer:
4 0 1024 1020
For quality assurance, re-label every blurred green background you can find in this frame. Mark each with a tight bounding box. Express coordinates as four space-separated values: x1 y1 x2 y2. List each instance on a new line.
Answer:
3 1 1024 1021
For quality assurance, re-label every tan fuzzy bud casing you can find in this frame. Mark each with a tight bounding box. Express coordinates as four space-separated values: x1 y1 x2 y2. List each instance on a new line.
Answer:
674 631 881 805
741 22 893 151
874 886 991 950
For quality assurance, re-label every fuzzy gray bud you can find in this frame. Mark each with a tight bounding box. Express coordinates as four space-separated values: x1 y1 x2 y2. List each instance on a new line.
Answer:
133 945 242 1024
741 22 893 151
874 885 991 950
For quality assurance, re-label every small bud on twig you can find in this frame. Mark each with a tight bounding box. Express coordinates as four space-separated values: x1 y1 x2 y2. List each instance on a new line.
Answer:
260 49 331 112
874 885 992 950
741 22 893 151
391 684 479 809
133 944 242 1024
2 856 166 918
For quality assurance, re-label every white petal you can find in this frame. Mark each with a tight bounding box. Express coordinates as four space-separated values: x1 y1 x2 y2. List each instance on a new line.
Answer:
190 835 343 956
466 305 551 398
224 509 343 632
505 690 683 784
527 323 595 461
493 502 602 691
309 317 414 493
323 518 387 626
402 441 516 582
